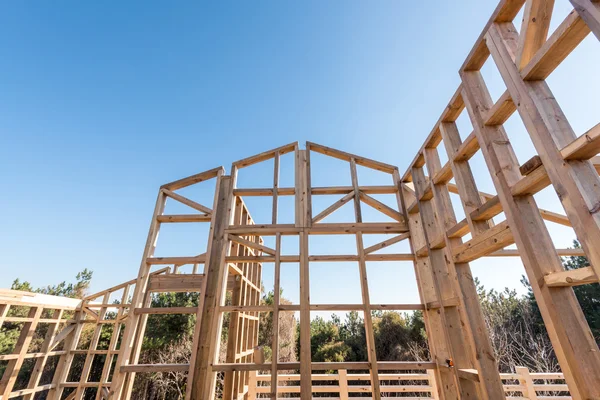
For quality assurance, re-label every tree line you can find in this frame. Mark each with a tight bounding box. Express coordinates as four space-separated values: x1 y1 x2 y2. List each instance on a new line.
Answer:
1 241 598 399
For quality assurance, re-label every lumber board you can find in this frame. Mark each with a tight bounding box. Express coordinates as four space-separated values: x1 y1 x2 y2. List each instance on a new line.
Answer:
544 266 598 287
161 166 223 191
560 123 600 160
120 364 189 373
453 222 514 264
522 7 592 79
157 214 211 223
484 89 516 125
232 142 297 168
308 142 396 173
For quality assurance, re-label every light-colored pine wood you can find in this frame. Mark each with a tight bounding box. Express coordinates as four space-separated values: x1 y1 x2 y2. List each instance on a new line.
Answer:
516 0 555 69
270 233 282 399
423 144 505 399
297 148 312 400
461 66 600 399
161 166 224 191
515 366 538 400
398 173 462 399
190 175 235 400
544 266 598 287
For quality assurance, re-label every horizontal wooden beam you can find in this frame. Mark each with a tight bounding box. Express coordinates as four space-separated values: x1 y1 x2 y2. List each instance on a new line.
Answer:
225 223 409 236
120 364 190 373
484 89 515 126
510 165 551 197
308 303 424 311
453 221 514 263
133 307 198 315
447 218 470 238
458 368 481 382
307 142 397 173
147 274 221 292
544 267 598 287
146 256 206 265
0 290 81 310
212 361 437 372
233 187 295 196
157 214 211 223
453 131 480 162
233 186 399 197
312 186 398 195
488 248 586 257
561 123 600 160
433 162 454 185
470 195 502 221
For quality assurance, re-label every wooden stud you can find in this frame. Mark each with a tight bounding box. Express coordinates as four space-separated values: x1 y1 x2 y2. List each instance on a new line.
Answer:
190 175 235 400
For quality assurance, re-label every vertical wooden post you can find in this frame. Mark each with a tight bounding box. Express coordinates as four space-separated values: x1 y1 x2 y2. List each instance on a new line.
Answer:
271 233 282 399
223 200 245 399
270 152 282 399
411 165 480 399
109 190 167 399
395 171 459 400
424 140 505 399
350 157 381 400
338 369 349 400
247 370 257 400
296 148 312 400
428 369 440 400
516 367 538 400
191 175 235 400
356 231 381 400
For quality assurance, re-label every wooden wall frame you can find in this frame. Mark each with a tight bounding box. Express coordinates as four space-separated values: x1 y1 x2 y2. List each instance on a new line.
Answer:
1 0 599 399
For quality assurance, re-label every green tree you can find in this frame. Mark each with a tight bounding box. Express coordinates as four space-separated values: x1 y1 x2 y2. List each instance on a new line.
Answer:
2 270 93 389
258 290 297 363
11 268 93 298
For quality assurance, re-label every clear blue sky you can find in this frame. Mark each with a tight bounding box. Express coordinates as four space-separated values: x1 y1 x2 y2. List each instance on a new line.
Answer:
2 1 599 311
